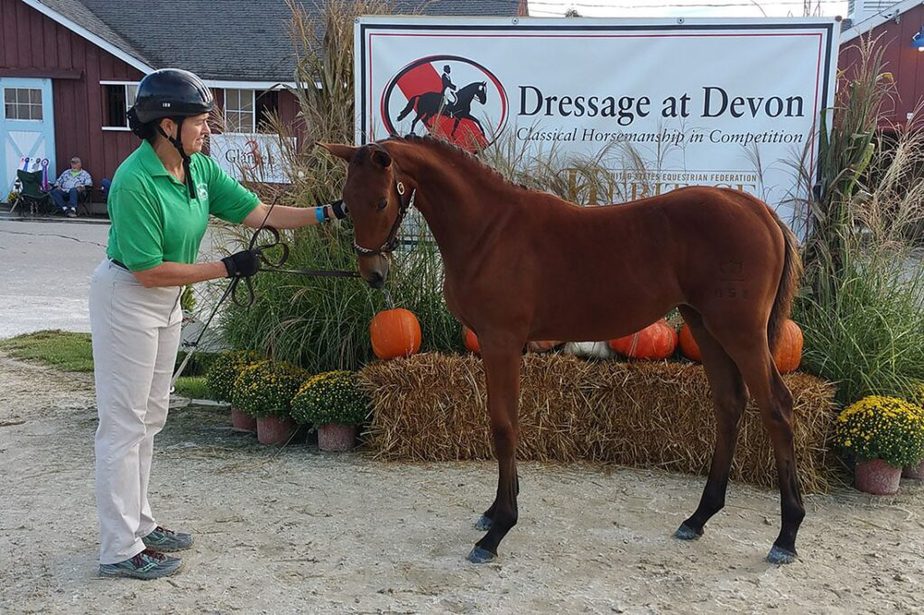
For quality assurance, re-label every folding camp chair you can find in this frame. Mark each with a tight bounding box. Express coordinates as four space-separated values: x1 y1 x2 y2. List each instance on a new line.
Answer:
9 169 52 216
75 187 94 217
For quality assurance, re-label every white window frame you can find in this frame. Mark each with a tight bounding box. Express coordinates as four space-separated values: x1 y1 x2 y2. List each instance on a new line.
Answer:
101 81 138 131
3 87 44 121
223 88 256 134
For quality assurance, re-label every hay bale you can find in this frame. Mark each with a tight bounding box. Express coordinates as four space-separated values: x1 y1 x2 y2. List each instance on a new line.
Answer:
360 353 839 493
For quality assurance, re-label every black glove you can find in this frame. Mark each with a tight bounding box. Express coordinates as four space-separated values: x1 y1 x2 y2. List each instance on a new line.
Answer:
330 199 348 220
222 249 261 278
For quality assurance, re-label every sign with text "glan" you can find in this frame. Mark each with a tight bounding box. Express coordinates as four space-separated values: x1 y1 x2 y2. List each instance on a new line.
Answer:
209 134 293 184
355 17 839 222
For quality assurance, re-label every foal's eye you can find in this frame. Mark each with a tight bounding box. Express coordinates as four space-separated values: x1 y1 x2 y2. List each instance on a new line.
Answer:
377 198 388 211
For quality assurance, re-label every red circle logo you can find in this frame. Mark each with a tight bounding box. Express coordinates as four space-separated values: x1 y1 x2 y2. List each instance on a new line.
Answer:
381 56 508 151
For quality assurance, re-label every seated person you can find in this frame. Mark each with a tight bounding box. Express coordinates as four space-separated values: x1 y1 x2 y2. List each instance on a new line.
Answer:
51 156 93 217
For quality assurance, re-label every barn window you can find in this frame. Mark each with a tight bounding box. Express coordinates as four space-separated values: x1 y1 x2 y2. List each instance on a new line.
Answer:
3 88 43 120
223 88 279 133
102 83 138 129
224 89 254 133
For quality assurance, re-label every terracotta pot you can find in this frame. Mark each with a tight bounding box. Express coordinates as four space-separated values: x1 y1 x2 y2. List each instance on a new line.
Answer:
256 415 298 446
855 458 901 495
317 423 357 452
231 406 257 433
902 460 924 480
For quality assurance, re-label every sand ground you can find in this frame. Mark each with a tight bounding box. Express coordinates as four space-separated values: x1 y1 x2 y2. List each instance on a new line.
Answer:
1 354 922 614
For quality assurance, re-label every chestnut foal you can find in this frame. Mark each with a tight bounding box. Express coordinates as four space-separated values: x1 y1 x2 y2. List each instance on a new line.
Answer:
322 136 803 565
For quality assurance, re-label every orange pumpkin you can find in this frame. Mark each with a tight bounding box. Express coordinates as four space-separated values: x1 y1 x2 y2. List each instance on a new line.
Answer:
608 319 677 360
679 323 702 362
370 308 421 360
773 319 803 374
680 319 803 373
462 326 480 354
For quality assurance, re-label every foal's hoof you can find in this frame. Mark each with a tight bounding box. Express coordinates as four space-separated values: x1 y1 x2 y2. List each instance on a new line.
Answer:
767 545 797 565
673 523 703 541
474 515 493 531
466 546 496 564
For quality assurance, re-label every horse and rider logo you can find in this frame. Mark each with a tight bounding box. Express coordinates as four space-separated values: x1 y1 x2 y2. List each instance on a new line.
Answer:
381 55 508 151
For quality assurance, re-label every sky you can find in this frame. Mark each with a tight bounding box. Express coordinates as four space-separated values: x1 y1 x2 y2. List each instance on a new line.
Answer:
527 0 851 18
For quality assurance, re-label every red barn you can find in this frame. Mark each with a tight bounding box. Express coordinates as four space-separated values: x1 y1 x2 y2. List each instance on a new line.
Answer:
841 0 924 128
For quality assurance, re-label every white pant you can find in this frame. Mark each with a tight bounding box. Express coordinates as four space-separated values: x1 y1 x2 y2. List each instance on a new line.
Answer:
89 259 182 564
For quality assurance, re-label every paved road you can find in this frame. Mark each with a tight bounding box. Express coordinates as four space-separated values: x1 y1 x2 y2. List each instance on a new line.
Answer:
0 216 231 340
0 217 109 338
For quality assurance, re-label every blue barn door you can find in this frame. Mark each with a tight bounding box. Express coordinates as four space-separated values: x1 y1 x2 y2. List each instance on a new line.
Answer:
1 78 56 197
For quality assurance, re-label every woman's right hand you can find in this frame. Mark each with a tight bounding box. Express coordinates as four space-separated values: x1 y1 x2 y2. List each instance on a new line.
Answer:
221 249 261 278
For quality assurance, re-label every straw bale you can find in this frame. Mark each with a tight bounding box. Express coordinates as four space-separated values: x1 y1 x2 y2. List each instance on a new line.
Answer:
360 353 839 492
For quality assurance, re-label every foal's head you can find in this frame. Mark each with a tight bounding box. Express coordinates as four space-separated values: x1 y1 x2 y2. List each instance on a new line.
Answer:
319 142 411 288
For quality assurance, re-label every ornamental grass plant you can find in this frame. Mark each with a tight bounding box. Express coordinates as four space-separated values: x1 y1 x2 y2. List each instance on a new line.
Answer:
230 360 308 418
791 37 924 404
834 395 924 468
913 382 924 407
793 248 924 405
291 370 371 426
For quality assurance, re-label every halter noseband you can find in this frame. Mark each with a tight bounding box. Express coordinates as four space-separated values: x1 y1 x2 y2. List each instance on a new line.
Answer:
352 177 416 257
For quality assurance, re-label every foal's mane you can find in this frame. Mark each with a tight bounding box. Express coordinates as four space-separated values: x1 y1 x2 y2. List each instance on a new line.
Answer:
382 135 526 192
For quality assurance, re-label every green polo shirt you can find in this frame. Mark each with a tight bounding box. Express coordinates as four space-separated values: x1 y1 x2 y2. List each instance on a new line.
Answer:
106 140 259 271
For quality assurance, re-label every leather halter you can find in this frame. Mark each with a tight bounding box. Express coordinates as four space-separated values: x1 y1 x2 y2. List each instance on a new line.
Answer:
352 176 416 257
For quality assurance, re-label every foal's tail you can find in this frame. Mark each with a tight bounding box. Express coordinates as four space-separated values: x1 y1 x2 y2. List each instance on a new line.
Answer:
397 96 419 121
767 208 803 353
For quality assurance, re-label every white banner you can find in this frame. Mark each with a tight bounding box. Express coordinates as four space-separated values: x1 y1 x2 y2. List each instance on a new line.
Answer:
209 133 293 184
355 17 839 222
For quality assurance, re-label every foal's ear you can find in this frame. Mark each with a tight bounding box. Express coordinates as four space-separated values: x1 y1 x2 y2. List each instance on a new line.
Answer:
370 148 392 169
317 142 357 162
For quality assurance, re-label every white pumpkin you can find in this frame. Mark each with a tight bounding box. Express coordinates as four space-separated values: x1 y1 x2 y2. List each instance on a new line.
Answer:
562 341 613 360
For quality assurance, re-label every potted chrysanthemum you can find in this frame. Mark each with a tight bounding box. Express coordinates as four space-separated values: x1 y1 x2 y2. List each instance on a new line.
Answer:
230 360 308 445
903 384 924 480
835 395 924 495
205 349 263 432
291 370 371 452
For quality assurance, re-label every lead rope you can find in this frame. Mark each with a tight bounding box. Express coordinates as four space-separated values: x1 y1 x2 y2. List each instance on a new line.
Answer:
169 198 279 389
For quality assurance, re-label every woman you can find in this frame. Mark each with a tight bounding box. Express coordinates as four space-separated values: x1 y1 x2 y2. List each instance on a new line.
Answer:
90 68 345 580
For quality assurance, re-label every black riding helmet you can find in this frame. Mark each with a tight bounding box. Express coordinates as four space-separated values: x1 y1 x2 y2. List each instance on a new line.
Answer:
127 68 213 198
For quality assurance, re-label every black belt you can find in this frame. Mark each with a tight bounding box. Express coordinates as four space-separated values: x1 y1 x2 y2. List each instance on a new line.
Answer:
110 259 128 270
